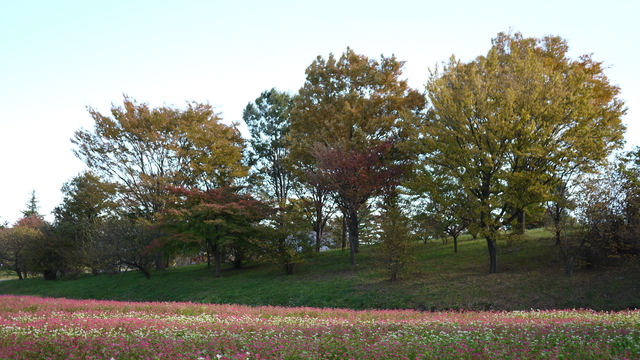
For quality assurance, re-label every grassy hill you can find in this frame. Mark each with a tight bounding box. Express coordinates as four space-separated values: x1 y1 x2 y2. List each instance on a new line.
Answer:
1 228 638 311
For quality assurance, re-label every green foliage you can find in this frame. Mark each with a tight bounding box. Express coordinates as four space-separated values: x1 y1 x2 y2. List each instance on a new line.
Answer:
418 31 627 273
21 190 41 218
407 178 471 253
158 186 274 278
243 88 294 203
52 171 118 274
374 206 417 281
53 172 117 226
0 224 42 280
6 33 635 308
257 227 309 276
24 227 70 281
545 180 576 249
0 215 75 281
249 200 313 275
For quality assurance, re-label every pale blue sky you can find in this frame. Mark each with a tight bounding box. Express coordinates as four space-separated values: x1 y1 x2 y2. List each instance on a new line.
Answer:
1 0 638 223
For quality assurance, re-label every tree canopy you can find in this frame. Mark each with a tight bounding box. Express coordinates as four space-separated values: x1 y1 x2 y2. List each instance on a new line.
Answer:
72 96 247 220
6 31 631 282
289 48 425 265
417 31 627 273
158 186 273 277
243 88 294 204
21 190 41 219
53 172 117 230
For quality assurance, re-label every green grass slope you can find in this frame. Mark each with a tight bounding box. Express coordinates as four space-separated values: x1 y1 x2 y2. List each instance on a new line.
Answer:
1 229 638 311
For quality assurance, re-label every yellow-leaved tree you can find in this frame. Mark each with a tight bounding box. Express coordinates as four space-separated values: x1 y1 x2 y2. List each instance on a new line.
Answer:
417 32 626 273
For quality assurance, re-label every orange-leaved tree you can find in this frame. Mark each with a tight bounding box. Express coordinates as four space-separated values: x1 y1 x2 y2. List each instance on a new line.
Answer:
289 48 424 265
73 96 246 220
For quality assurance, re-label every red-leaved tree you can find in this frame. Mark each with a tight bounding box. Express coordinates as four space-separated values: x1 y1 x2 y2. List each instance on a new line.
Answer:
157 186 273 277
312 141 405 265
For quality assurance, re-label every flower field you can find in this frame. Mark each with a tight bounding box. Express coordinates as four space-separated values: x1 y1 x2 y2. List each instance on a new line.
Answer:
0 295 638 359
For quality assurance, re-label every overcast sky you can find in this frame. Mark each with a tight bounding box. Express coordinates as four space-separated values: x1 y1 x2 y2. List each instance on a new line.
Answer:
1 0 638 224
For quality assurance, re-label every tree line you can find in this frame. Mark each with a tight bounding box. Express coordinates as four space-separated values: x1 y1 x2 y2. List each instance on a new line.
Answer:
1 31 636 282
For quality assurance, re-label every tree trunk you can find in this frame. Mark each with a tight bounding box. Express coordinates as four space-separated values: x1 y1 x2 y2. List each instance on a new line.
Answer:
139 266 151 280
518 210 526 235
313 194 328 253
213 242 221 278
347 209 359 265
564 258 574 278
349 240 356 265
43 269 57 281
231 246 244 269
553 203 562 245
15 263 23 280
206 238 213 269
390 271 397 282
155 252 165 271
284 263 294 275
315 219 323 253
350 213 360 254
453 234 459 253
486 236 498 273
341 215 347 252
